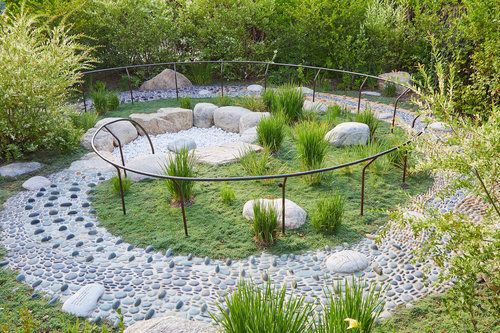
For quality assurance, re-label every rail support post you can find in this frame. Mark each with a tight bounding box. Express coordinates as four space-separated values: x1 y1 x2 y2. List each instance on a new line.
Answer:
82 87 87 112
173 63 179 100
220 61 225 98
264 63 270 91
175 180 189 237
357 77 368 113
280 177 288 234
312 69 322 102
115 166 126 215
125 67 134 104
361 157 378 216
391 88 411 133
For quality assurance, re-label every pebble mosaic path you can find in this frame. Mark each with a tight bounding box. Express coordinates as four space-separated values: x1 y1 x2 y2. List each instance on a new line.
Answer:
1 86 470 327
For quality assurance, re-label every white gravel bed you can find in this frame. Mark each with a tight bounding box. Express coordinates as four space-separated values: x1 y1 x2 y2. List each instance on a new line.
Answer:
112 126 241 160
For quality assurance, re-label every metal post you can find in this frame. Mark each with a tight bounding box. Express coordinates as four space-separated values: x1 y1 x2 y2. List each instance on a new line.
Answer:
357 77 368 113
115 166 126 215
173 63 179 100
281 177 288 234
104 125 127 178
312 69 321 102
391 88 411 133
175 180 189 237
264 63 270 91
220 61 224 98
401 151 409 189
82 89 87 113
361 157 378 216
125 67 134 104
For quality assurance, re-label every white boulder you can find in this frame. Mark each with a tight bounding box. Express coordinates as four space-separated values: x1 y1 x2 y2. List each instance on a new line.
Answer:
325 250 369 273
62 284 105 317
80 127 115 152
194 142 262 165
167 139 197 153
139 69 192 91
95 118 138 146
303 100 327 113
247 84 264 93
22 176 51 191
325 122 370 146
427 121 452 133
69 152 117 174
242 198 307 229
213 106 252 133
193 103 218 128
240 127 258 143
297 86 313 94
239 112 270 133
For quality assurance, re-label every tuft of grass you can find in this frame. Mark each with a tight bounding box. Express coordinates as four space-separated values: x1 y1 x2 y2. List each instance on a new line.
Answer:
239 148 269 176
274 84 304 123
188 63 213 84
163 148 195 204
179 97 192 109
90 81 120 115
110 176 132 195
256 115 285 153
324 105 342 127
215 95 235 107
311 194 345 234
382 82 397 97
236 96 267 112
212 280 314 333
220 184 236 205
261 88 275 111
252 201 278 246
294 121 329 184
355 109 379 141
70 111 98 131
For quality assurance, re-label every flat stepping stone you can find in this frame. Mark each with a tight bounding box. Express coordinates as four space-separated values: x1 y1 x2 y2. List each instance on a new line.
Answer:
22 176 51 191
325 250 369 273
242 198 307 229
126 153 173 182
62 284 105 317
361 91 381 97
194 142 263 165
0 162 42 177
124 315 218 333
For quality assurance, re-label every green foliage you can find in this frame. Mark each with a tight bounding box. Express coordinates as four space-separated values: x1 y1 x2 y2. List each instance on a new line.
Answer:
179 97 192 109
90 82 120 115
256 115 285 153
324 105 342 126
261 88 275 111
294 121 329 184
251 201 278 246
236 96 267 112
0 9 92 161
271 85 304 123
219 184 236 205
311 194 344 234
239 148 269 176
213 280 313 333
70 111 98 131
382 82 397 97
111 176 132 195
188 63 213 84
355 110 379 141
163 148 195 204
215 95 235 107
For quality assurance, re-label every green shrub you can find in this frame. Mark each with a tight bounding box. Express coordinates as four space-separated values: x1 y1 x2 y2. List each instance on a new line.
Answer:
163 148 195 204
252 201 278 246
382 82 397 97
213 280 313 333
239 148 269 176
90 82 120 115
236 96 267 112
70 111 98 131
316 278 384 333
179 97 192 109
188 63 212 84
220 185 236 205
274 85 304 123
110 176 132 195
0 10 92 161
294 121 329 184
324 105 342 126
256 116 285 153
301 110 320 123
261 88 276 111
349 140 390 173
311 194 345 234
215 95 234 107
355 110 379 141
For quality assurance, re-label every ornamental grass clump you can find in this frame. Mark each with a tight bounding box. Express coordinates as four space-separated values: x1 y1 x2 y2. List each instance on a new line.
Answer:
220 184 236 205
212 280 314 333
311 194 345 234
179 97 192 109
239 148 269 176
355 110 379 141
90 82 120 115
294 121 329 184
236 96 267 112
111 176 132 195
163 148 195 205
252 201 278 246
256 115 285 153
274 84 304 123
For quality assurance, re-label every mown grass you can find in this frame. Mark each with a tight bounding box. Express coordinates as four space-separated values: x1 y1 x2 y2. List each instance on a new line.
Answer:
92 116 432 259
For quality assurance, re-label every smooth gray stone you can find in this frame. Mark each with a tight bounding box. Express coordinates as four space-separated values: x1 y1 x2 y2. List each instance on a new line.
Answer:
62 284 105 317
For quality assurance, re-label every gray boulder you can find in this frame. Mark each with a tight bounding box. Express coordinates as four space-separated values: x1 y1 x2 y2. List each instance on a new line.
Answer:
0 162 42 177
240 127 258 143
194 142 262 165
193 103 218 128
130 113 173 135
239 112 270 133
62 284 105 317
325 122 369 146
22 176 51 191
213 106 252 133
80 127 115 152
242 198 307 229
303 100 327 113
126 153 173 182
247 84 264 93
325 250 369 273
167 139 196 153
139 69 192 91
95 118 138 146
378 71 411 94
157 108 193 132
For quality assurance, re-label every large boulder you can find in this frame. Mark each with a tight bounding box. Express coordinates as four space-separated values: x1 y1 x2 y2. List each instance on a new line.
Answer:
0 162 42 178
95 118 138 146
240 126 258 143
22 176 51 191
325 250 369 273
193 103 218 128
69 152 117 174
303 100 327 113
213 106 252 133
378 71 411 94
242 198 307 229
62 284 105 317
194 142 262 165
124 315 218 333
325 122 369 147
247 84 264 93
167 139 196 153
239 112 270 133
125 153 173 182
130 113 174 135
157 108 193 132
81 127 115 152
139 69 192 91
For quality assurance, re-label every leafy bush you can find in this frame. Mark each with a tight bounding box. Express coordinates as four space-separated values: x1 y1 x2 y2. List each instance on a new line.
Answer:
252 201 278 246
294 121 329 184
316 278 384 333
111 176 132 195
220 184 236 205
0 10 92 161
213 280 313 333
70 111 98 131
90 82 120 115
163 148 195 204
355 110 379 141
382 82 397 97
256 116 285 153
311 194 345 234
236 96 267 112
239 148 269 176
179 97 192 109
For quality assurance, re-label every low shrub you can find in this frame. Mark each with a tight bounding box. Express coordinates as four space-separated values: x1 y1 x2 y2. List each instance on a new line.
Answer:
188 63 212 84
110 176 132 195
355 110 379 141
382 82 397 97
179 97 192 109
70 111 98 131
213 280 314 333
239 148 269 176
252 201 278 246
274 85 304 123
90 82 120 115
163 148 195 204
220 184 236 205
294 121 329 184
256 116 285 153
236 96 267 112
215 95 235 107
311 194 345 234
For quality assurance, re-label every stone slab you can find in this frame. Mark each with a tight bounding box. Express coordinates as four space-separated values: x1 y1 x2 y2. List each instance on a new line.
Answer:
194 142 262 165
62 283 105 317
0 162 42 177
